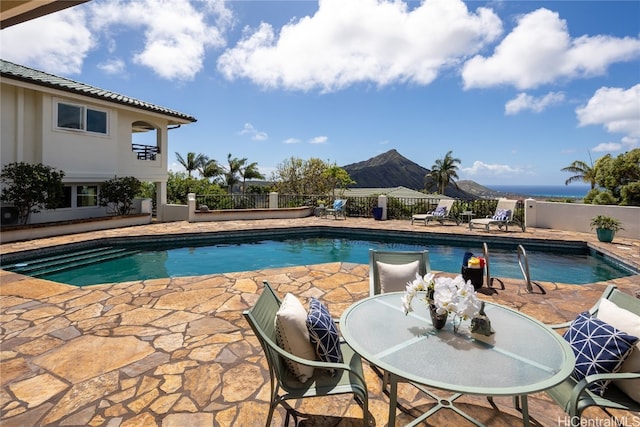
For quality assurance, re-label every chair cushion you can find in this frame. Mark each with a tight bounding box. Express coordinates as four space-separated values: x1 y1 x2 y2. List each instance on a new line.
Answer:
275 293 316 383
377 260 419 293
597 298 640 403
432 206 447 217
307 298 343 374
491 209 511 221
332 200 343 210
563 311 639 396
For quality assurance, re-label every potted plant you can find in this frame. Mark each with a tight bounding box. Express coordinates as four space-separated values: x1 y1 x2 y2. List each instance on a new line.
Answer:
590 215 624 243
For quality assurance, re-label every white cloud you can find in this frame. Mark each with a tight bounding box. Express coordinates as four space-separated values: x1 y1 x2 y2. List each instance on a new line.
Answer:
239 123 268 141
592 142 623 153
462 161 522 176
283 138 301 144
97 58 126 75
505 91 565 115
576 84 640 138
89 0 231 81
309 136 328 144
217 0 502 92
0 8 93 75
462 8 640 90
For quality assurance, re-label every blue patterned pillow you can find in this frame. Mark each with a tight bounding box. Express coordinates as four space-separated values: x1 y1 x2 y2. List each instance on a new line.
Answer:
332 200 343 210
563 312 639 396
492 209 511 221
306 298 343 374
433 206 447 217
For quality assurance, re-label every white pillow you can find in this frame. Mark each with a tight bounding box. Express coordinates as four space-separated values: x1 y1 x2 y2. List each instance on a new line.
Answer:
274 293 316 383
597 298 640 403
377 260 419 293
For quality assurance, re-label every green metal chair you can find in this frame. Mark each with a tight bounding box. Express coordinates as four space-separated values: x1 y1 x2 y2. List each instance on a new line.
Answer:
369 249 430 296
546 285 640 426
243 281 369 427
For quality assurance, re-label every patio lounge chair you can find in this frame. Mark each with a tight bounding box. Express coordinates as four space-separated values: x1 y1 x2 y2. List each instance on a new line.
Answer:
325 199 347 220
469 199 518 232
243 281 369 427
411 198 459 226
546 285 640 426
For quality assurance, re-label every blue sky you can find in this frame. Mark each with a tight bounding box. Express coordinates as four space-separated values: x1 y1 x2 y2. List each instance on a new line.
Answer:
1 0 639 186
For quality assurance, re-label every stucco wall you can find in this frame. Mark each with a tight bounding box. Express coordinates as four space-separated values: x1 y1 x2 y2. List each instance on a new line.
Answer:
525 199 639 239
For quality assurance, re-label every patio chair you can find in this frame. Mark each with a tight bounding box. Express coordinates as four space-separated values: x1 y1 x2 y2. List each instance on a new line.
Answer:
325 199 347 220
243 281 369 427
546 285 640 426
469 199 518 232
411 198 459 226
369 249 430 390
369 249 431 296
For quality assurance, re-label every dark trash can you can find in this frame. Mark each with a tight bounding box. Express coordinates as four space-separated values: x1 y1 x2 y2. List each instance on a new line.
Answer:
461 266 483 290
372 207 383 220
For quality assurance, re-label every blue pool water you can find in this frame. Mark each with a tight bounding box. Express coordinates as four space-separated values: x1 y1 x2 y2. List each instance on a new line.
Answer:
15 235 633 287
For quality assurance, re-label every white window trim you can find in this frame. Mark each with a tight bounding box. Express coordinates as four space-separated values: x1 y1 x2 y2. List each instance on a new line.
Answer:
54 99 110 136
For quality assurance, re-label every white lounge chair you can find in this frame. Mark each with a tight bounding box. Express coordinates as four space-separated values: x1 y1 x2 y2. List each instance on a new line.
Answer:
469 199 518 232
411 199 459 226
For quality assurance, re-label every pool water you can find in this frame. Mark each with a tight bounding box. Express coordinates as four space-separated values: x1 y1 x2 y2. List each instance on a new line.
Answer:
29 237 632 287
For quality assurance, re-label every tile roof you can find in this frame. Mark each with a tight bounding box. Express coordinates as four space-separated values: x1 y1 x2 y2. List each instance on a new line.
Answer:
0 59 196 124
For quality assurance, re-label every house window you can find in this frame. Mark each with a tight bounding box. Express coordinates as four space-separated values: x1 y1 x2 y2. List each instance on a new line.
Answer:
62 186 72 208
77 186 98 207
56 102 108 135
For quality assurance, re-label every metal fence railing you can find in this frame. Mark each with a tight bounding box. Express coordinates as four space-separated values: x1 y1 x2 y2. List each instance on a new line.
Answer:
194 193 525 224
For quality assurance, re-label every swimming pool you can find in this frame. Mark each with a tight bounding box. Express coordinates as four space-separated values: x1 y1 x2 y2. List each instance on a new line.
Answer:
3 229 634 286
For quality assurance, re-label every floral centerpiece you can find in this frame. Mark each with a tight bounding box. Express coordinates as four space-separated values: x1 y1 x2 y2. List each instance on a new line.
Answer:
402 273 483 332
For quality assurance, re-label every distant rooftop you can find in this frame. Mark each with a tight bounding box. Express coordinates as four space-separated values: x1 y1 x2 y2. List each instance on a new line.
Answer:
343 186 446 199
0 59 197 125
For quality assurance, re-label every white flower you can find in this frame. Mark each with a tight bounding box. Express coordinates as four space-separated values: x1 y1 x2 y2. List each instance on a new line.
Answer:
402 274 481 324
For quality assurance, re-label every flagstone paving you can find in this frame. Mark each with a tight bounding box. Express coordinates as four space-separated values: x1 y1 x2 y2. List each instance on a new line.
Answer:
1 217 639 426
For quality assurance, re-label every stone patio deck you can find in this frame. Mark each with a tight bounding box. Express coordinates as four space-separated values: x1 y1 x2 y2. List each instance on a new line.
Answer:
1 217 639 426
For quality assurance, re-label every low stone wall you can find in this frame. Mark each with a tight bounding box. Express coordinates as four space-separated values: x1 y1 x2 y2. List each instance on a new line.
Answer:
0 214 152 243
191 206 314 222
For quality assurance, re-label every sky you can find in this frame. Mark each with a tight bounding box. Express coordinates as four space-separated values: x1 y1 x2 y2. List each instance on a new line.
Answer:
1 0 639 186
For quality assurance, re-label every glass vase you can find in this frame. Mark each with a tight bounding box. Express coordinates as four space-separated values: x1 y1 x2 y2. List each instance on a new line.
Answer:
429 303 448 329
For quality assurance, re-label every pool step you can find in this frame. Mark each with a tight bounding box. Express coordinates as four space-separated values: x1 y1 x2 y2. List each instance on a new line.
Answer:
4 247 140 277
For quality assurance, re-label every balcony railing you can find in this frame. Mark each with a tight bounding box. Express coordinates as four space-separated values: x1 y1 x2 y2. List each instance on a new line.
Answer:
132 144 159 161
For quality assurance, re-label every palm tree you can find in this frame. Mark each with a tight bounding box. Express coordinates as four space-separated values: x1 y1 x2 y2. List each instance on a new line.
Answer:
199 159 223 183
175 152 207 178
561 159 597 189
239 162 265 194
427 150 461 195
224 153 247 193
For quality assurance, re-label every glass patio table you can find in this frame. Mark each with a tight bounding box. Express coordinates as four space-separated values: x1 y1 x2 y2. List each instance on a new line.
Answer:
340 292 575 426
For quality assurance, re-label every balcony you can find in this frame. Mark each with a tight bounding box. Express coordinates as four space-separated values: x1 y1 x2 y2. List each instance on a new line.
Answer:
131 143 159 161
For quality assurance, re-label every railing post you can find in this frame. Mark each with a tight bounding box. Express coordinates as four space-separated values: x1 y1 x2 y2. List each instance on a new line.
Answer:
269 192 278 209
188 193 196 222
525 198 536 230
378 195 388 220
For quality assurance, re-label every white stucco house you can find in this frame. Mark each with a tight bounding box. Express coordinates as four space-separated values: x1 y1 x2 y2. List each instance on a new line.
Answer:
0 59 197 225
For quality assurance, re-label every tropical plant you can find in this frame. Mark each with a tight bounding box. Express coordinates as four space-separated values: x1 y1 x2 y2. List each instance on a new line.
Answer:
175 152 208 178
561 157 597 189
0 162 65 224
239 161 265 194
427 151 460 195
223 153 247 193
99 176 142 215
272 157 338 195
322 164 356 197
593 149 640 206
590 215 624 232
199 159 223 183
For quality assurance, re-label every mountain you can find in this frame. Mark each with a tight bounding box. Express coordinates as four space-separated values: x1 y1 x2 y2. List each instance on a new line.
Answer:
342 149 500 199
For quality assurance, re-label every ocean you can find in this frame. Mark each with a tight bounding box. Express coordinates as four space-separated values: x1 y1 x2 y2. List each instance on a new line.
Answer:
487 185 590 199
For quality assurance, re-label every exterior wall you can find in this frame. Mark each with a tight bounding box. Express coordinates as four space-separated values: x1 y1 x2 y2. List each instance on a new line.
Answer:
1 79 180 224
525 199 639 239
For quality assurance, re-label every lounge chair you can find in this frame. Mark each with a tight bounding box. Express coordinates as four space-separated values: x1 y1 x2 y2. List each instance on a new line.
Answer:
411 199 459 226
243 281 369 426
469 199 518 232
325 199 347 220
